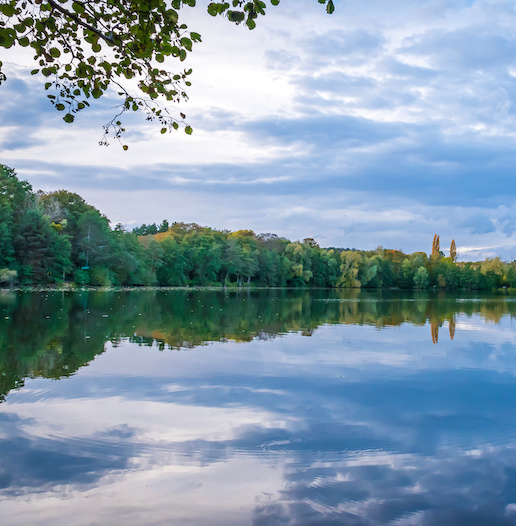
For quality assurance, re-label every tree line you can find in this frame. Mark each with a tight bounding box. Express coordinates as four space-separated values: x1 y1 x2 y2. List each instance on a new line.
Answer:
1 164 515 289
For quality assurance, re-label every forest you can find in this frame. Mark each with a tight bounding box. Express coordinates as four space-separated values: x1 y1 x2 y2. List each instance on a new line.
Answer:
1 163 515 289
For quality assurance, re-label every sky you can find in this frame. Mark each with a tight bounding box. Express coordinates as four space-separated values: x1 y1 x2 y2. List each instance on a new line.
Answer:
1 0 516 260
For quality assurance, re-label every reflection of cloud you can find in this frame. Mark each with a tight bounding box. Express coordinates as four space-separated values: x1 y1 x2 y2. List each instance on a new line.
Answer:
252 446 516 526
0 413 132 496
3 310 516 523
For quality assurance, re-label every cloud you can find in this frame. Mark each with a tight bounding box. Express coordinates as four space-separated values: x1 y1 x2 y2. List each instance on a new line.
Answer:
303 29 386 65
1 0 516 258
401 26 516 72
457 213 496 235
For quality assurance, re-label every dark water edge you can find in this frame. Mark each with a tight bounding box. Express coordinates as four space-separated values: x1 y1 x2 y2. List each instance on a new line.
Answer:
1 290 516 525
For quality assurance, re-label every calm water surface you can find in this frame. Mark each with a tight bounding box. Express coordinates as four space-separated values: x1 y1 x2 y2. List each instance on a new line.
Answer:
1 289 516 525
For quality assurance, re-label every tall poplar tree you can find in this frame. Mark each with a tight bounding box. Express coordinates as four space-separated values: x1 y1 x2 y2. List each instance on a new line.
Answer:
431 234 440 259
450 239 457 262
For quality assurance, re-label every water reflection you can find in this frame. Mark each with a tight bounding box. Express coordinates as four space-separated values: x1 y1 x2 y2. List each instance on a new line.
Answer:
0 290 515 525
1 289 515 399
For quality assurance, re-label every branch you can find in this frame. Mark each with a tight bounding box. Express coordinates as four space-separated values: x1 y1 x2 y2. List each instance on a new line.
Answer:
46 0 116 45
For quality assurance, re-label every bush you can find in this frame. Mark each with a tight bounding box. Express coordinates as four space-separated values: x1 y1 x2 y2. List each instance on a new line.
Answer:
73 269 90 286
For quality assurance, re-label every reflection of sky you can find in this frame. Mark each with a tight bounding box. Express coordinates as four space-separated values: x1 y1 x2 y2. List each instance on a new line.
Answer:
2 314 516 525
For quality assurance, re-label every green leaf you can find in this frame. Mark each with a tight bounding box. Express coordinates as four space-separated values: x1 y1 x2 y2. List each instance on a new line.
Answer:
0 29 15 48
180 37 192 51
72 2 85 14
122 145 129 151
55 103 65 111
228 11 245 23
0 4 16 16
63 113 75 123
185 126 193 135
270 0 280 5
160 127 167 134
326 0 334 14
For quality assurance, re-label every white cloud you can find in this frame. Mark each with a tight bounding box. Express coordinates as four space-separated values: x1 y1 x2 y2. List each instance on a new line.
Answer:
1 0 516 258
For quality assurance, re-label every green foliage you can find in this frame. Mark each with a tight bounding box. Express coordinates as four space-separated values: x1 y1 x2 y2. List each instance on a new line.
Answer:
0 0 335 144
414 266 430 289
73 268 89 285
89 265 112 286
0 268 16 285
13 208 71 283
0 164 515 290
337 251 361 288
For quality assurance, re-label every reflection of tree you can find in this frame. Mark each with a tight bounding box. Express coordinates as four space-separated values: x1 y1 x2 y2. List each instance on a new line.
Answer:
431 321 439 344
0 290 514 400
449 318 456 340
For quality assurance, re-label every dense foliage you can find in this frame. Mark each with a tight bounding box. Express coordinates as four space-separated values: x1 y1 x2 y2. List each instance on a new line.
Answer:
0 0 335 143
1 164 515 289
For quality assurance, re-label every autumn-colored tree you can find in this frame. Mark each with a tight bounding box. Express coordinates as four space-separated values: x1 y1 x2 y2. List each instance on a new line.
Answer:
449 318 456 340
450 239 457 262
431 234 440 259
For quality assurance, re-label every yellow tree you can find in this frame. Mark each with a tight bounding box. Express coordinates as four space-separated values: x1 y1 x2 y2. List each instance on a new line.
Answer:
431 234 440 259
450 239 457 262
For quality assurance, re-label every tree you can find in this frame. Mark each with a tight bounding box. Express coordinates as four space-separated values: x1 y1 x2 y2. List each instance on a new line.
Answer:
158 219 170 233
13 208 71 282
431 234 440 259
0 0 335 144
0 164 33 214
285 242 312 286
156 238 187 286
450 239 457 262
76 209 111 268
337 251 361 288
413 266 429 289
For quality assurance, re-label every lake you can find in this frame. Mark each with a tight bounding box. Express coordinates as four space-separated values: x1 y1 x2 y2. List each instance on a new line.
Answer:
1 289 516 525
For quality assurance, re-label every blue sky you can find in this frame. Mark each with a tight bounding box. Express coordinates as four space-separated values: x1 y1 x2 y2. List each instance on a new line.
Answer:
1 0 516 260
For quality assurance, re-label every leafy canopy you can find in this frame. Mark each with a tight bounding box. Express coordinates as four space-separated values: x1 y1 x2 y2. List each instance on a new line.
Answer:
0 0 335 145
